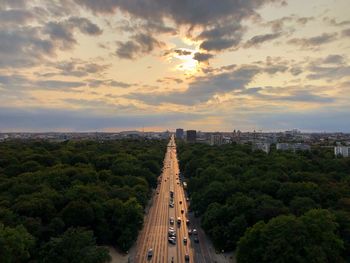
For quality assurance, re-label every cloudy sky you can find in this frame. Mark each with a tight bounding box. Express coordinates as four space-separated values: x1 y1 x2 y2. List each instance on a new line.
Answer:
0 0 349 132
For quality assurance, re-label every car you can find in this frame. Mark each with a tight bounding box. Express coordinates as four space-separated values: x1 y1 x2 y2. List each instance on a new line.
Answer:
194 236 199 243
177 217 181 225
147 248 153 258
168 237 176 244
169 203 174 208
188 229 192 235
170 217 174 225
181 209 184 214
168 231 176 237
193 229 198 235
183 237 187 244
185 254 190 261
186 197 190 201
186 219 190 225
169 227 175 231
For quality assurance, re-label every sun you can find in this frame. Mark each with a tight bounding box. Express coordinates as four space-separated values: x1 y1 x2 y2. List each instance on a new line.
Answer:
173 48 199 73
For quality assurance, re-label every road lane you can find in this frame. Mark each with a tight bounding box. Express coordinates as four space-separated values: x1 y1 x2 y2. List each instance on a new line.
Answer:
134 136 195 263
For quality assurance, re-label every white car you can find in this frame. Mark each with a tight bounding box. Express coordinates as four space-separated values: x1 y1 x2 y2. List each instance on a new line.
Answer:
147 248 153 258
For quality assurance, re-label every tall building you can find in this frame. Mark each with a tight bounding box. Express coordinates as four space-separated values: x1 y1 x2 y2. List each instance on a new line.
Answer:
175 128 184 139
210 134 223 146
253 142 271 153
335 146 350 157
186 130 197 143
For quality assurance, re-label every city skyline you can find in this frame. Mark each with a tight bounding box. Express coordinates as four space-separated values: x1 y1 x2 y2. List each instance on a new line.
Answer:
1 0 350 132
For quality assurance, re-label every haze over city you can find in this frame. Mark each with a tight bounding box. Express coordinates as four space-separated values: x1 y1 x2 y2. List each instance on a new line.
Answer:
0 0 349 132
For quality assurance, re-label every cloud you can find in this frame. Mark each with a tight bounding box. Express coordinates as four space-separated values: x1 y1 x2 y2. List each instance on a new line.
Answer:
342 28 350 37
0 74 85 91
0 107 199 132
244 32 282 48
74 0 284 25
323 17 350 27
288 33 338 48
75 0 284 53
0 27 54 68
193 52 214 62
116 33 164 59
323 54 346 65
128 65 261 105
40 59 110 77
156 77 183 84
44 17 102 50
0 9 34 25
0 0 26 8
174 49 192 56
197 23 244 51
68 17 103 35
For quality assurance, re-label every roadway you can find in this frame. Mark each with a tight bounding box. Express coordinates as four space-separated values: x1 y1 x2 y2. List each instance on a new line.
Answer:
133 135 195 263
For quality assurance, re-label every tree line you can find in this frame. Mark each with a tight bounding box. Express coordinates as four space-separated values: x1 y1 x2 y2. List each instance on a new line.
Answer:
0 139 166 262
177 142 350 262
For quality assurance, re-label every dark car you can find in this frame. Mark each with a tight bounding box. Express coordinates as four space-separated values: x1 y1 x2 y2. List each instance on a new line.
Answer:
168 237 176 244
185 254 190 261
147 248 153 258
194 236 199 243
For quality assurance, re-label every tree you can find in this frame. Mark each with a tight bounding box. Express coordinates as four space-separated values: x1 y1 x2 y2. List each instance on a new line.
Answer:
61 201 94 227
0 224 35 263
39 228 111 263
236 209 344 263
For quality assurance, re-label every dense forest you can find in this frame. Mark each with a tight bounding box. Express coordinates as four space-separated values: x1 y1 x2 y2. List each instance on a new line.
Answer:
0 139 166 262
178 142 350 263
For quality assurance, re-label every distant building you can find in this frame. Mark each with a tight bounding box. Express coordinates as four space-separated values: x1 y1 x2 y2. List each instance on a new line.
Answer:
276 143 310 152
276 143 290 151
293 143 311 151
335 146 350 157
210 134 223 146
186 130 197 143
253 142 271 153
175 128 184 139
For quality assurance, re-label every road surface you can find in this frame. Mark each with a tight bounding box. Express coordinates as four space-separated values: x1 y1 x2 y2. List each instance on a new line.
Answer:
133 135 194 263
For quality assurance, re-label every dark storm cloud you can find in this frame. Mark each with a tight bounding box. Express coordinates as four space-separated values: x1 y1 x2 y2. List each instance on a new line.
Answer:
288 33 338 48
116 33 164 59
193 52 214 62
244 32 282 48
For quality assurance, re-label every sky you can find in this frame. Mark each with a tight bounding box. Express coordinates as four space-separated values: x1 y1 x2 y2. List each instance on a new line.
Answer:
0 0 349 132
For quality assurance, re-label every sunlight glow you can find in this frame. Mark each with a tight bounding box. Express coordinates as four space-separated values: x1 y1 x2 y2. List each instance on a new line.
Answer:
173 48 199 73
